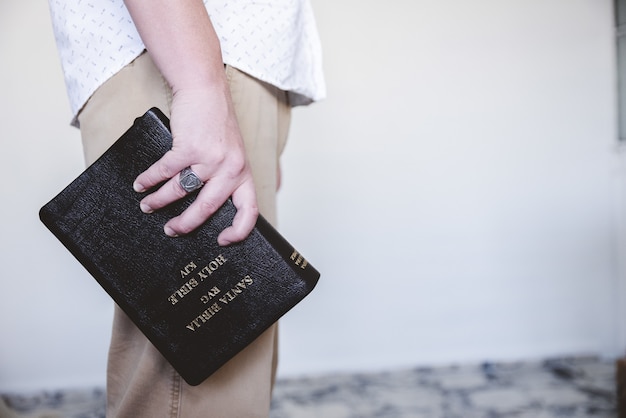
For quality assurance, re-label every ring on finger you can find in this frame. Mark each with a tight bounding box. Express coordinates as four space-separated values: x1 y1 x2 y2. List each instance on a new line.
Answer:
179 166 204 193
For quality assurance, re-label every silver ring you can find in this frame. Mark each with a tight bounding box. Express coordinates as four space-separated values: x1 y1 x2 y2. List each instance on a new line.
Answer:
179 166 204 193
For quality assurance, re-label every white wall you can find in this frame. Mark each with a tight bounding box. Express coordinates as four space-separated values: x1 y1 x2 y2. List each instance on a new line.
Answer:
0 1 111 392
276 0 621 374
0 0 620 392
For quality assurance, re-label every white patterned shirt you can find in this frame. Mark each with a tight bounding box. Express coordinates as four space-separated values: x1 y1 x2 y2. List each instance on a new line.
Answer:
48 0 326 126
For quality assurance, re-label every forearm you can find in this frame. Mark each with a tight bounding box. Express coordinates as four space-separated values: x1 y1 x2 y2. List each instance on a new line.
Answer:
123 0 225 93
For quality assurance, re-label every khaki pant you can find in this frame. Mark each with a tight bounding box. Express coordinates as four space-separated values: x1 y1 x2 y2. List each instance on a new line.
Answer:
78 52 291 418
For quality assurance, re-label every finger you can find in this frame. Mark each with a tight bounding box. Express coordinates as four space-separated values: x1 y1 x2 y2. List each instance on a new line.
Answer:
217 179 258 246
133 150 188 193
163 178 235 237
138 171 191 214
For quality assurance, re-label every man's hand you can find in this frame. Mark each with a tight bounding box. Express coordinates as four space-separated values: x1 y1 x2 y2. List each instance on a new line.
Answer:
124 0 258 245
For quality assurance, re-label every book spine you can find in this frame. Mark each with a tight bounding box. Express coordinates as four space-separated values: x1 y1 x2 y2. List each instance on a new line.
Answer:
254 214 321 292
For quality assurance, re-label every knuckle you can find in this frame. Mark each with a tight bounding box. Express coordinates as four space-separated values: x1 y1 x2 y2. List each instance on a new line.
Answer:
225 155 247 179
177 223 195 235
169 217 196 236
198 200 220 216
212 150 227 165
230 231 246 243
248 204 259 219
157 163 175 181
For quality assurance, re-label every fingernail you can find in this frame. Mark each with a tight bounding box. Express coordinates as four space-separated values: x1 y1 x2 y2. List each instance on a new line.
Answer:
133 181 145 193
164 226 178 237
140 202 153 214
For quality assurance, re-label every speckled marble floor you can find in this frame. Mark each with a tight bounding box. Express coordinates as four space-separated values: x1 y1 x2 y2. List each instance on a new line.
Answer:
0 357 617 418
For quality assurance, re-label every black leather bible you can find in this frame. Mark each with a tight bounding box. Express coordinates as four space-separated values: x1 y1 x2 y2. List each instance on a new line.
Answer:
39 108 320 386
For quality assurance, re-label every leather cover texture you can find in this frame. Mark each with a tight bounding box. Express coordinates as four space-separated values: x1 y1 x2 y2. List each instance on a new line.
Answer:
39 108 320 386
